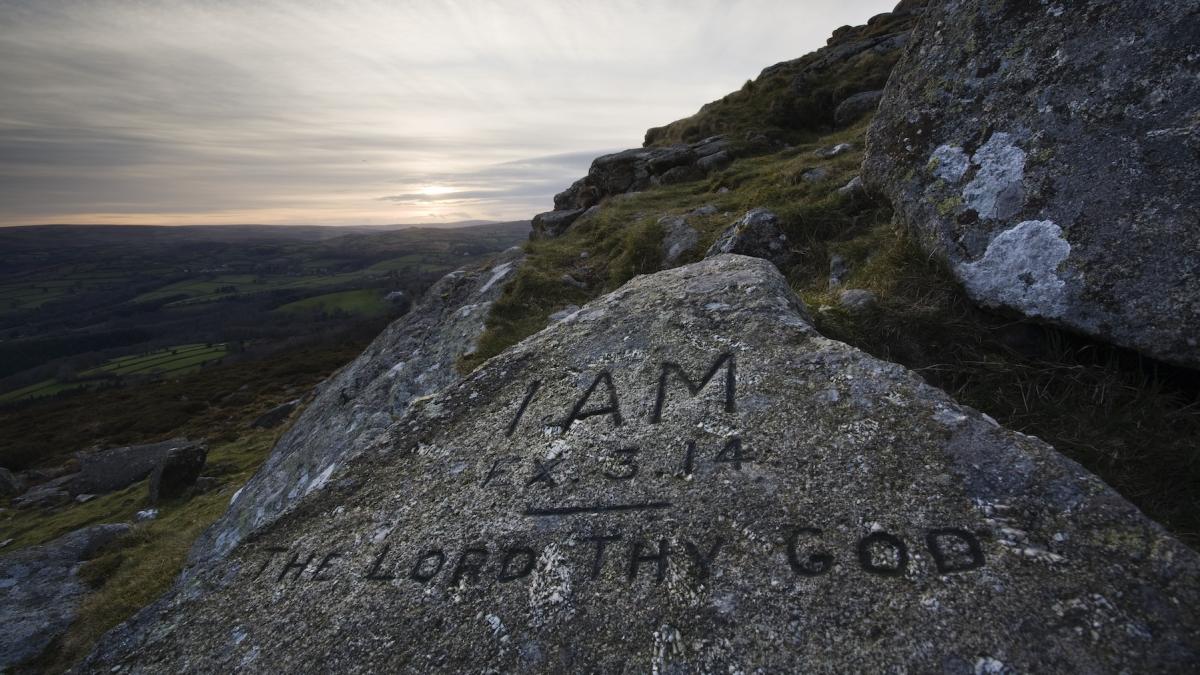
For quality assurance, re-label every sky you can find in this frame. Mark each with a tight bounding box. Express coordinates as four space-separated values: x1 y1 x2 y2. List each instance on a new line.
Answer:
0 0 895 227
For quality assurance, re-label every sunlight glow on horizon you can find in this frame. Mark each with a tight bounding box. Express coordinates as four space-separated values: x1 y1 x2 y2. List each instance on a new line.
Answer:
0 0 897 227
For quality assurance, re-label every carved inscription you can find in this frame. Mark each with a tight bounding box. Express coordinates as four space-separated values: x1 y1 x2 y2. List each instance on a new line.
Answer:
254 527 987 587
259 351 993 594
651 352 736 423
502 352 737 437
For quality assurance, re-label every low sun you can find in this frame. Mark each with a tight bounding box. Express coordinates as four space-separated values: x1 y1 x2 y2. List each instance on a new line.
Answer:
417 185 456 196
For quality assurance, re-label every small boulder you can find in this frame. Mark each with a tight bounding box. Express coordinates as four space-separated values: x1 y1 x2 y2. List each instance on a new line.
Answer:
147 443 208 504
659 215 700 266
135 509 159 522
800 167 830 183
839 288 878 312
75 438 200 495
837 175 865 197
705 209 795 269
813 143 853 158
250 399 301 430
834 90 885 126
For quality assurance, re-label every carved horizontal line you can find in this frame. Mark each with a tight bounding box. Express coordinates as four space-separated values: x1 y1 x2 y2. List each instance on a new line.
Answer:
522 501 673 517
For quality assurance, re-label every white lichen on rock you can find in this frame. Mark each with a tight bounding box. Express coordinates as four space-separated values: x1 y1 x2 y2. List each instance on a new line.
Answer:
929 144 970 183
962 132 1026 219
959 220 1070 318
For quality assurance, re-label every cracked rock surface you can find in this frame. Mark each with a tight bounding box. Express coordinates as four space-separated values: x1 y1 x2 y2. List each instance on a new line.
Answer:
82 255 1198 672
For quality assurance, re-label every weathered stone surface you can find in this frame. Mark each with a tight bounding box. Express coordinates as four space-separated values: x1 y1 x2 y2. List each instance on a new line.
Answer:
250 399 301 429
74 438 199 494
863 0 1200 368
705 208 795 269
186 248 525 572
0 524 129 670
148 443 208 503
83 256 1199 672
834 89 885 126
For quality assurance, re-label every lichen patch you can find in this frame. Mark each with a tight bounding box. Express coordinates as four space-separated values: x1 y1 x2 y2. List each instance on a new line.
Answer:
962 132 1027 220
958 220 1070 318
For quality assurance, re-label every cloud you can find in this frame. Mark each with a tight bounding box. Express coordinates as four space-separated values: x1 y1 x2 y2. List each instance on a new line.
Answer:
0 0 896 225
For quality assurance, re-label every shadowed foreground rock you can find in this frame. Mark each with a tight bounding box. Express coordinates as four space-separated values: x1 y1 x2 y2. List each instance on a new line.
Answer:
1 524 129 670
82 256 1198 672
186 248 524 572
864 0 1200 368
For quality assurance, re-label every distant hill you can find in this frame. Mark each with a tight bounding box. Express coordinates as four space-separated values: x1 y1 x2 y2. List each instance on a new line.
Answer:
0 220 528 402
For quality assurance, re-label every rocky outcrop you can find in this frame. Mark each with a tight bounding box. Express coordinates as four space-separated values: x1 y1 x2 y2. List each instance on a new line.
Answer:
147 443 208 503
0 524 130 670
531 137 732 239
705 208 795 269
82 256 1199 672
74 438 201 494
863 0 1200 368
185 248 525 571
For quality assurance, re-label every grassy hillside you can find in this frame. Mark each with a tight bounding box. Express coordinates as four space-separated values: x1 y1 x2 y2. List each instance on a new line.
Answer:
0 321 387 671
467 114 1200 548
0 221 527 399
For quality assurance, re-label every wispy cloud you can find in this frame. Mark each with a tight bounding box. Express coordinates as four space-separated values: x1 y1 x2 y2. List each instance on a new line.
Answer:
0 0 895 226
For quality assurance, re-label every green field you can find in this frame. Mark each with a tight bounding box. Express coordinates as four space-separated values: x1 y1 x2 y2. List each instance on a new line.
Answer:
131 272 381 308
84 343 228 376
0 379 97 403
0 267 138 313
274 289 389 316
0 344 228 404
